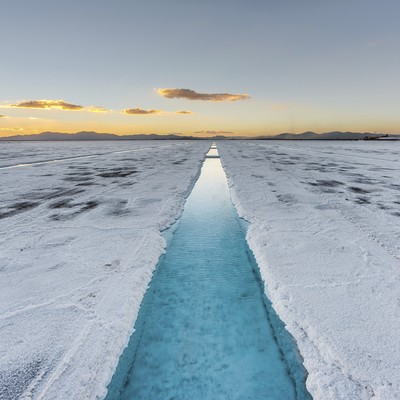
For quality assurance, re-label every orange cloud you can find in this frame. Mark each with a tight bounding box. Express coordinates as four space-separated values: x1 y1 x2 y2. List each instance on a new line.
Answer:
175 110 193 114
157 88 250 102
122 108 193 115
9 99 84 111
122 108 163 115
3 100 110 113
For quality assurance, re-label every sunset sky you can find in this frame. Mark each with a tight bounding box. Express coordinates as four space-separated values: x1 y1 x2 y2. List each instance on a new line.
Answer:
1 0 399 137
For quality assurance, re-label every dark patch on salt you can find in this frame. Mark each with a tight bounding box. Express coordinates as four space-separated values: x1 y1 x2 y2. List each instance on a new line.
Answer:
172 159 188 165
277 194 295 204
63 176 93 182
44 188 85 200
309 180 344 188
75 181 97 187
79 201 99 212
0 201 39 219
280 160 296 165
118 182 136 188
354 197 371 204
0 359 44 400
48 199 74 209
109 200 130 216
348 186 370 194
351 177 379 185
98 169 137 178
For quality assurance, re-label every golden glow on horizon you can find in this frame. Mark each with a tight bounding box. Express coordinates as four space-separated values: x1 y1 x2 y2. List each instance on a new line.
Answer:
1 93 399 138
0 127 24 132
1 109 399 137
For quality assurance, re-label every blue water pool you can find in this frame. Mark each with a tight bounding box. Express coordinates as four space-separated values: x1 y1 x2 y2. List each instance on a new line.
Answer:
105 150 311 399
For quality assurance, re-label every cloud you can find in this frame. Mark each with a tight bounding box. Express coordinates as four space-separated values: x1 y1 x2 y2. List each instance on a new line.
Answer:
122 108 162 115
194 130 234 135
9 99 84 111
2 100 109 113
0 127 24 131
157 88 250 102
86 106 109 113
122 108 193 115
0 115 8 118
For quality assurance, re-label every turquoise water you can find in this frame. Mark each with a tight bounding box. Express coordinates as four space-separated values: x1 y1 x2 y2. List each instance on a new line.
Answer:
105 152 311 399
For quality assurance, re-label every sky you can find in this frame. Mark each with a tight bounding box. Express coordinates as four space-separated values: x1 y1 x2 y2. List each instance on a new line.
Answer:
1 0 399 137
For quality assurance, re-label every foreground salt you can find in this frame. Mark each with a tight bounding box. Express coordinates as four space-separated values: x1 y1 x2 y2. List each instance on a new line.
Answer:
105 152 311 399
2 139 399 399
0 141 209 399
218 141 400 399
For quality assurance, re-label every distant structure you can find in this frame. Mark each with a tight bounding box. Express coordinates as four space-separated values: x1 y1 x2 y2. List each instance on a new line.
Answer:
363 134 389 140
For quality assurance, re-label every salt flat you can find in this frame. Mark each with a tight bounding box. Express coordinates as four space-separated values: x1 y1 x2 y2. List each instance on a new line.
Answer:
0 141 209 399
2 139 399 400
218 140 400 400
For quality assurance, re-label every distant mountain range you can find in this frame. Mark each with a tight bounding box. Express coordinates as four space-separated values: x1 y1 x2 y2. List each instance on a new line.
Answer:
0 130 399 141
0 131 198 141
257 131 400 140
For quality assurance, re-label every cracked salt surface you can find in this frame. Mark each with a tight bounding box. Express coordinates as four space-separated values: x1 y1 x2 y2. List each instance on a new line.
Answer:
105 148 310 399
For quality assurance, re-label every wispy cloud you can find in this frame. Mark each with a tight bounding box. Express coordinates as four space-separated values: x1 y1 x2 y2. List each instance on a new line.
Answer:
0 115 8 118
194 130 234 135
175 110 193 114
122 108 163 115
157 88 250 102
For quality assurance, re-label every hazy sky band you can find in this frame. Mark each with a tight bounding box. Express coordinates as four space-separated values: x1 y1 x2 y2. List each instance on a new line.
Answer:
1 0 399 136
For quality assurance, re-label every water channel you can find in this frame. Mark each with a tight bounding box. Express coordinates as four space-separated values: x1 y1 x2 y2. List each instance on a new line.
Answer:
105 146 311 399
